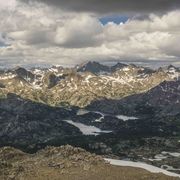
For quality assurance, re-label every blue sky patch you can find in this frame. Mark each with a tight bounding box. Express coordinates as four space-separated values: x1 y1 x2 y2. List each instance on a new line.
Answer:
99 15 129 25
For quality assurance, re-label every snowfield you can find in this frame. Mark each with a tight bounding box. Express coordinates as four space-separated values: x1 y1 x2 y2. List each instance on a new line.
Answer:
64 120 112 135
104 158 180 178
77 109 139 122
116 115 138 121
161 151 180 157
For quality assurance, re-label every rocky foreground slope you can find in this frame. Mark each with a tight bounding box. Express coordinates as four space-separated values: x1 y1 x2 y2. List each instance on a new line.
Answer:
0 145 179 180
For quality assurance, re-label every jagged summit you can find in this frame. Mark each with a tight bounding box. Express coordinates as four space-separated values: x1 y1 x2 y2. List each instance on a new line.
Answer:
77 61 111 74
76 61 129 74
111 62 128 72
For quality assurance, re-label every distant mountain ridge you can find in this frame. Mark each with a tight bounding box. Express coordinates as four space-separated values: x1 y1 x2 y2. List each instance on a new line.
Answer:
76 61 128 74
87 80 180 117
0 61 179 107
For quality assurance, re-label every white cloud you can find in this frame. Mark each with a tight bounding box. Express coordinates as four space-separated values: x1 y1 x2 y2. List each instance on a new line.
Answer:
0 0 16 10
54 15 104 48
0 1 180 67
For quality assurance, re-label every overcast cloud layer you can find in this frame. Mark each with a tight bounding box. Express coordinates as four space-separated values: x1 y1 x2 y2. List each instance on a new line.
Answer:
0 0 180 67
20 0 180 14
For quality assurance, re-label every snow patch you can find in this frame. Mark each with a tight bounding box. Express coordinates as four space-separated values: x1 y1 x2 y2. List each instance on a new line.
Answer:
82 75 94 84
64 120 112 136
76 109 90 116
104 158 180 178
116 115 138 121
162 151 180 157
0 74 16 80
161 165 180 172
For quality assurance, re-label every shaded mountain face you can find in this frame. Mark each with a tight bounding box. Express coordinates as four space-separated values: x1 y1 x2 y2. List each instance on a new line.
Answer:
110 62 128 72
12 67 35 83
76 61 112 74
0 62 179 107
0 93 81 151
87 80 180 117
77 61 128 75
0 83 5 88
42 73 61 89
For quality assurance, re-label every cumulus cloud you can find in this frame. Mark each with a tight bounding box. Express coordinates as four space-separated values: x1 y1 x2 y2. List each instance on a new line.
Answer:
19 0 180 14
54 15 104 48
0 0 16 10
1 0 180 67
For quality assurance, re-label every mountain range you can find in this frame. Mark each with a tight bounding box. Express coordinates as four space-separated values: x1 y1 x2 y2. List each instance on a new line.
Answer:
0 61 180 174
0 62 179 107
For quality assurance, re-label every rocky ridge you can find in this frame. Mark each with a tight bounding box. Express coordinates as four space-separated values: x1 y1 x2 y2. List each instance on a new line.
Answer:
87 79 180 117
0 62 179 107
0 145 179 180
